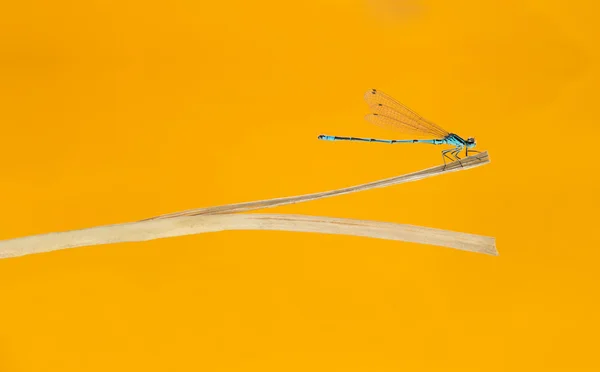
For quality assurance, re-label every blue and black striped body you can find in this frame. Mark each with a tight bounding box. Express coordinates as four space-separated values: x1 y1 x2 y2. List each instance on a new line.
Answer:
318 133 476 166
318 134 447 146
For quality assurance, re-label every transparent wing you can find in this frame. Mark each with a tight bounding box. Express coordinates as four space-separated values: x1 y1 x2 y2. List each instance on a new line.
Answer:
364 113 446 138
364 89 449 138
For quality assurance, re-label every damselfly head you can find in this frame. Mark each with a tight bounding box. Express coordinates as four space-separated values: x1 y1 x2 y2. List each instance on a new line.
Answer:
466 137 476 148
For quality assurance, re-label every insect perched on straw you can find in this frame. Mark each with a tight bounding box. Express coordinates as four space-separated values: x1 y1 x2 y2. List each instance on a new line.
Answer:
318 89 480 167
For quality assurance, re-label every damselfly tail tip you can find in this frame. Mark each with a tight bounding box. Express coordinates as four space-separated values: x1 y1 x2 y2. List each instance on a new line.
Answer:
318 135 335 141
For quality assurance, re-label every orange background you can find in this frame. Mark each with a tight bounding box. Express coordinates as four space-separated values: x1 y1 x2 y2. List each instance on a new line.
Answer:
0 0 598 370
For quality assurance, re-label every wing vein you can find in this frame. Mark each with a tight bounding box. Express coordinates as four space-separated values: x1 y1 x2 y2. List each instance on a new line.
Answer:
363 89 449 138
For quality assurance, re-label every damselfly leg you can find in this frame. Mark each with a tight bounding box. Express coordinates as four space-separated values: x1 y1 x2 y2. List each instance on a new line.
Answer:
466 148 481 157
452 148 464 168
442 147 465 170
453 149 461 160
442 148 456 170
442 149 453 167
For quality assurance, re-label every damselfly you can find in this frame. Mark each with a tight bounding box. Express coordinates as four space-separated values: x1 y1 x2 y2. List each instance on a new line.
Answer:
318 89 479 167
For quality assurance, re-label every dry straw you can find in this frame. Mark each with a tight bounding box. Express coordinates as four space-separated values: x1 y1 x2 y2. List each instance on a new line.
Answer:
0 152 496 259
